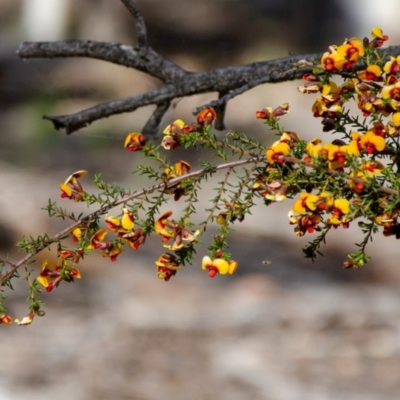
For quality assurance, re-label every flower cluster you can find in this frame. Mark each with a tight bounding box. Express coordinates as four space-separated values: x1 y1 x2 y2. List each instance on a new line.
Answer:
320 27 387 73
161 108 217 150
289 192 350 236
201 256 237 278
37 258 81 293
163 160 192 201
153 211 200 280
250 27 400 268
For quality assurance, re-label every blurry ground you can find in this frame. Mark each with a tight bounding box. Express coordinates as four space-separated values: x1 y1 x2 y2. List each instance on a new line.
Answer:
3 247 400 400
1 1 400 399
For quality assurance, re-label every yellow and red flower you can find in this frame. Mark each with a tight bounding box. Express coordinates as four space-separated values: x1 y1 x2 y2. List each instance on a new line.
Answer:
266 142 290 164
356 91 383 116
123 228 146 250
124 132 146 152
325 140 359 169
348 171 368 194
59 170 87 201
155 253 181 281
162 119 197 150
163 119 186 135
15 312 35 326
375 210 399 237
37 259 81 292
348 160 384 193
370 27 389 47
384 56 400 75
105 215 121 232
381 81 400 102
121 208 135 232
305 138 329 162
252 179 287 202
87 229 123 261
155 211 198 250
0 314 12 325
88 228 108 250
163 160 191 178
163 227 199 251
59 249 84 264
71 227 82 242
388 112 400 135
357 64 382 81
201 256 238 278
288 212 322 236
361 160 385 176
321 46 346 71
312 94 343 118
255 103 289 119
101 245 124 262
292 192 333 215
155 211 175 242
336 37 365 70
105 208 134 235
359 131 386 154
196 108 217 126
327 198 351 227
292 193 320 214
279 131 300 147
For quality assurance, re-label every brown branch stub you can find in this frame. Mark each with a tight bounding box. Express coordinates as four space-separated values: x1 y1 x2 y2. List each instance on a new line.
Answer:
43 87 177 134
142 101 171 138
120 0 148 48
214 91 228 131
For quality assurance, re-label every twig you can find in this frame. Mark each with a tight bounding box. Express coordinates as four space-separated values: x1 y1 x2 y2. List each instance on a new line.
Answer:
0 156 261 286
42 87 176 134
142 101 171 138
120 0 148 47
1 153 398 285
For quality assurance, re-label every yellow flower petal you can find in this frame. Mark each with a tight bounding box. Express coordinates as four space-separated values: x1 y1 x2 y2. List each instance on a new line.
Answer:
72 227 82 241
121 208 134 231
213 258 230 275
392 112 400 127
37 276 52 288
201 256 212 270
227 261 238 275
41 259 55 272
334 198 350 215
64 170 87 184
371 27 384 39
163 119 185 135
304 194 319 211
59 183 72 198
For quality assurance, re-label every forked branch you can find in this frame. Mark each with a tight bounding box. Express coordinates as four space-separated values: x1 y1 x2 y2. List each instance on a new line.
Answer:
17 0 400 136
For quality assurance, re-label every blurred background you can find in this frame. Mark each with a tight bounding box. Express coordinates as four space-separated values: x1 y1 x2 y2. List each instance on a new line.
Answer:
1 0 400 399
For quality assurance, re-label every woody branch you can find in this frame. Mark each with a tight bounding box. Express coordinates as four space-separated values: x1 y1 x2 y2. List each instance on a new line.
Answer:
17 0 400 136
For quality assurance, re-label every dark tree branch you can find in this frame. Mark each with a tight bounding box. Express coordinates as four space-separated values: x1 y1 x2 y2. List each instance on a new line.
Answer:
17 40 186 82
43 86 177 134
142 101 171 138
214 91 229 130
15 0 400 136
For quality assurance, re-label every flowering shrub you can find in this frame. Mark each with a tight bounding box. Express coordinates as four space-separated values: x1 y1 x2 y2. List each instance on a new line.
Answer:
2 27 400 325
